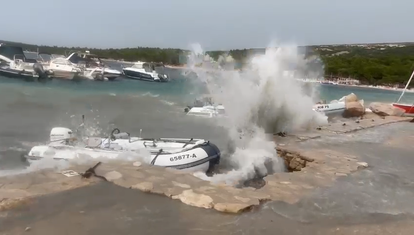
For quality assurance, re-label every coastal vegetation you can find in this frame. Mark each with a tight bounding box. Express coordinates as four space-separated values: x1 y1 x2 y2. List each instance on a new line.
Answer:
1 39 414 87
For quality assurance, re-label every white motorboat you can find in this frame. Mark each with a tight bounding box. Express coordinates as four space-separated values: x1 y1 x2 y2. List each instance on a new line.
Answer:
122 61 169 82
38 53 82 80
312 101 346 115
66 51 122 81
0 45 51 81
26 127 221 173
184 97 226 118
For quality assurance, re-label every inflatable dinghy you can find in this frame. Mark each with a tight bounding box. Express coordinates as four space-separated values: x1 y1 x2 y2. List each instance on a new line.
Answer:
26 127 221 173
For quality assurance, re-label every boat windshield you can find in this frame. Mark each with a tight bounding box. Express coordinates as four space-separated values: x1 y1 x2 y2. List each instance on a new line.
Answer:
143 63 155 72
69 53 101 67
132 63 144 69
132 62 155 72
0 46 26 61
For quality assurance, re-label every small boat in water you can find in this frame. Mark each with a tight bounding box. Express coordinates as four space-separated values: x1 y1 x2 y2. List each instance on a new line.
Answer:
122 61 169 82
26 127 221 173
0 45 51 81
184 97 226 118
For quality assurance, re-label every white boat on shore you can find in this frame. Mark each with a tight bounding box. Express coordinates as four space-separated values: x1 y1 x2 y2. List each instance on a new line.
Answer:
312 101 346 115
26 127 221 173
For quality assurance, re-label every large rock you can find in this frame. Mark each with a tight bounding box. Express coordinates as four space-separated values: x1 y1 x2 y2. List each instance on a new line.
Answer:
369 102 405 116
172 190 213 209
131 182 154 192
343 101 365 118
104 171 123 182
340 93 358 103
214 203 252 213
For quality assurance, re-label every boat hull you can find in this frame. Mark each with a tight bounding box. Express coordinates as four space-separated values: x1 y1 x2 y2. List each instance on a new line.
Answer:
122 69 168 82
0 67 41 81
185 106 226 118
50 70 82 80
312 102 346 115
392 103 414 115
25 139 221 173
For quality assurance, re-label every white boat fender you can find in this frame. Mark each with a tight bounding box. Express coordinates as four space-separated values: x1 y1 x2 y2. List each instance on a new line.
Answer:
110 128 130 140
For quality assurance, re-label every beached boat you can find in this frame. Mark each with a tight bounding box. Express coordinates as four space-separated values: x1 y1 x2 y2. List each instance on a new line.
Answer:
392 69 414 116
312 101 346 115
184 97 226 118
122 61 169 82
0 45 51 81
25 127 221 173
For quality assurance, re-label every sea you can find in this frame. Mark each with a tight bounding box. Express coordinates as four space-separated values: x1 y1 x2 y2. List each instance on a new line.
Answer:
0 60 414 171
0 64 412 171
1 50 414 234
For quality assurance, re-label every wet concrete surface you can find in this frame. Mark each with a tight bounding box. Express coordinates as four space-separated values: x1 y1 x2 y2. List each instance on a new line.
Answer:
1 122 414 234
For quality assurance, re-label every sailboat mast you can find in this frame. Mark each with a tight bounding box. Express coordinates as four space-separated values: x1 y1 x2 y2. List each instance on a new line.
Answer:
397 68 414 103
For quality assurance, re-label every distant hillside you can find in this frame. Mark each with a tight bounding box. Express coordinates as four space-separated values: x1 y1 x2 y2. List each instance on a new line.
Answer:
1 39 414 85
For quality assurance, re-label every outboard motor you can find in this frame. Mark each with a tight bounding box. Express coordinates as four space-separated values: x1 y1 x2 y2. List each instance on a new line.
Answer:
50 127 74 144
94 73 105 81
33 63 47 78
184 106 192 113
158 74 169 81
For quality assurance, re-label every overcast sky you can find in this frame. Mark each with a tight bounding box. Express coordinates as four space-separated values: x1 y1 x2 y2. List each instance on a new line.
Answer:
0 0 410 50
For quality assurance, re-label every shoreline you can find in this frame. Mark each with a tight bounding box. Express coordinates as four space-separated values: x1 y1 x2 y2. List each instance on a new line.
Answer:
1 116 414 234
320 83 414 93
161 66 414 94
1 116 412 214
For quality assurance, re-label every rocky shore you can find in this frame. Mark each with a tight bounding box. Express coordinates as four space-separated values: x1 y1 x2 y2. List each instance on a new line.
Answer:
1 115 412 215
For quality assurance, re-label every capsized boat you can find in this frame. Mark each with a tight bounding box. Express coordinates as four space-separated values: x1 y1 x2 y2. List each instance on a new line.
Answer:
26 127 221 173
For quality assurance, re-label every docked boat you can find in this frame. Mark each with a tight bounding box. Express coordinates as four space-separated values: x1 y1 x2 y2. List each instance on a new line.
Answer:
392 69 414 116
0 45 51 81
66 51 122 81
38 53 82 80
26 127 221 173
320 80 338 85
122 61 169 82
184 97 226 118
